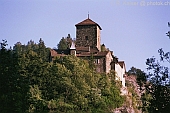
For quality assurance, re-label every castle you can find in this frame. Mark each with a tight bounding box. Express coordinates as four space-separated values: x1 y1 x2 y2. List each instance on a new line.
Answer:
50 16 126 87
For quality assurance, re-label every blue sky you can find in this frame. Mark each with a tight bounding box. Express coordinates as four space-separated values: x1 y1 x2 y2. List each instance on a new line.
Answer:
0 0 170 71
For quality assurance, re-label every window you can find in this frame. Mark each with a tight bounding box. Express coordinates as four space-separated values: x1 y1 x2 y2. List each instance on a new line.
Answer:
94 59 100 64
85 36 88 40
97 59 100 64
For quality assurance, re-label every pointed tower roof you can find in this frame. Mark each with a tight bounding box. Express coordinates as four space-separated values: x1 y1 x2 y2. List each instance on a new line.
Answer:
70 42 76 49
75 18 102 30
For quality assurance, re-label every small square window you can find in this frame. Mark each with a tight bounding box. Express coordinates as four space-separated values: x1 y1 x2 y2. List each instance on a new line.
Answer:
85 36 88 40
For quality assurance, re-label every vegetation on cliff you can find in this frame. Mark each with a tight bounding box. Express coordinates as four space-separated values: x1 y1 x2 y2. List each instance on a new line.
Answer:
0 39 124 113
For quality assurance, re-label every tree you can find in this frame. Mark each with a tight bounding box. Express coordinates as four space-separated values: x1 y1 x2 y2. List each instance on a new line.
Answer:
57 34 72 49
37 38 50 62
145 49 170 113
166 22 170 38
0 39 124 113
146 53 169 86
146 22 170 85
144 84 170 113
101 44 107 51
0 39 8 50
0 40 29 113
142 22 170 113
128 67 147 90
57 37 68 49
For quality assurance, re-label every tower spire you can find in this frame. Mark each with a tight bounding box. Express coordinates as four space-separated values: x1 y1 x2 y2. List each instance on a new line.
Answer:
88 12 89 19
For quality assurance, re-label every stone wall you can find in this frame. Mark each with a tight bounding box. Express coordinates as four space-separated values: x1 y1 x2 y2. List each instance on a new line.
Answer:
96 26 101 51
115 63 126 87
76 25 98 49
105 52 113 73
94 57 105 73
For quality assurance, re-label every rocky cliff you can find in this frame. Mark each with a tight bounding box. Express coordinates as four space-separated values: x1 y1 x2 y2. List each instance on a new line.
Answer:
114 75 144 113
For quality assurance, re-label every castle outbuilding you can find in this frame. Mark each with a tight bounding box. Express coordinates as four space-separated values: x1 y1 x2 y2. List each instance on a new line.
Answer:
50 16 126 87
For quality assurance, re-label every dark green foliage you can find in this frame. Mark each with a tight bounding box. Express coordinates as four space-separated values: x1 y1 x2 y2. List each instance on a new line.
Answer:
0 39 124 113
142 83 170 113
166 22 170 38
142 27 170 113
57 34 72 50
143 50 170 113
57 37 68 50
101 44 107 52
146 56 169 86
0 40 29 113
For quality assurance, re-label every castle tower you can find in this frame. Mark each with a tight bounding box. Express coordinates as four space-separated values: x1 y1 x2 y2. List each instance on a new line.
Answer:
75 16 102 51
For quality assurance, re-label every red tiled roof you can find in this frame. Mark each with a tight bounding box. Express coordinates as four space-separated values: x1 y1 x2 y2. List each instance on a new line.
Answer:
75 18 102 30
50 48 109 57
50 49 58 56
50 49 68 57
76 51 109 57
76 46 99 52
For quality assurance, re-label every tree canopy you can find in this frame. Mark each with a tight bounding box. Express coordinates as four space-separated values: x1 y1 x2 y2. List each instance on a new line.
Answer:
0 38 124 113
127 67 147 89
141 22 170 113
57 34 72 50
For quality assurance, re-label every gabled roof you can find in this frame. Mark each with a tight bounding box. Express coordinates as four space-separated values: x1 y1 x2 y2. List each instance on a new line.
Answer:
75 18 102 30
118 61 125 68
118 61 126 72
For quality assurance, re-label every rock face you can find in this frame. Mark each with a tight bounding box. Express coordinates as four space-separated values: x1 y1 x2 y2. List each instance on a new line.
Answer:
113 75 143 113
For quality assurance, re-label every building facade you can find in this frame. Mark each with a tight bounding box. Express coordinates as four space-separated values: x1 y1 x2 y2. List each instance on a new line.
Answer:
115 61 126 87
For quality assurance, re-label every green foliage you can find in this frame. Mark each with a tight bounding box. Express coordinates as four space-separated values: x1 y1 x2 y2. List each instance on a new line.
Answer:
57 34 72 50
57 37 68 50
0 40 29 113
0 39 124 113
128 67 147 90
143 25 170 113
142 83 170 113
126 79 142 112
145 50 170 113
101 44 107 52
